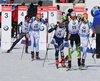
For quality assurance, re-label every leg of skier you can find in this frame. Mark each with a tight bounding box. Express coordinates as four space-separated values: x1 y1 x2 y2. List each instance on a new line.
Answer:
30 32 35 60
75 36 82 68
35 34 40 60
67 40 73 70
81 37 88 67
60 40 66 67
7 34 24 53
25 35 29 53
54 39 59 68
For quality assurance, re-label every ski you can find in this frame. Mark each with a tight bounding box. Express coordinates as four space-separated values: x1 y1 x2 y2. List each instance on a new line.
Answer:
56 65 67 69
67 66 88 71
75 66 88 70
66 69 71 71
31 58 44 61
31 59 34 61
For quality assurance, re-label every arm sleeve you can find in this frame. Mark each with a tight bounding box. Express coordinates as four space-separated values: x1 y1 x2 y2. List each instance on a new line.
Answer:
65 25 68 39
89 22 95 31
30 17 35 23
41 18 46 24
17 21 23 32
48 24 57 33
48 28 53 33
41 18 49 27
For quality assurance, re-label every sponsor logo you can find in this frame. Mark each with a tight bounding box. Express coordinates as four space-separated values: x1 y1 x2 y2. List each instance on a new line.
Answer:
3 26 9 31
72 22 76 25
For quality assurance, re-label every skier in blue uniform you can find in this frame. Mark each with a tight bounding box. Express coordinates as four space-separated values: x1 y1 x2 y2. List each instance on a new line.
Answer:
48 23 68 68
28 13 49 60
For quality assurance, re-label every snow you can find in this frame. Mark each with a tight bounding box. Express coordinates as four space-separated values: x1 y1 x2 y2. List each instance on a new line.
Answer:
0 42 100 81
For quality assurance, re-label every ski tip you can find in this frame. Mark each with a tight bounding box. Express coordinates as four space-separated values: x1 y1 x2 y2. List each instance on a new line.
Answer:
66 68 71 71
31 59 34 61
56 65 58 69
66 69 70 71
56 67 59 69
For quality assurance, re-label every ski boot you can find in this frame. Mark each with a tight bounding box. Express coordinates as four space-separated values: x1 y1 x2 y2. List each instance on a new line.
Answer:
7 49 12 53
78 59 82 68
25 46 28 53
56 59 59 69
64 55 68 62
61 57 66 67
82 59 85 67
25 50 28 53
31 51 34 61
25 39 28 53
67 61 71 71
36 52 40 60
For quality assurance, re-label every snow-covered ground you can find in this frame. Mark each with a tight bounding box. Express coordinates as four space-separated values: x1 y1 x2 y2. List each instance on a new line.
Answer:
0 42 100 81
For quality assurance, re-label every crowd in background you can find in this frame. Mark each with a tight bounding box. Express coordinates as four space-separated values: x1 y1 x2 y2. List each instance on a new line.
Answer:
56 0 85 3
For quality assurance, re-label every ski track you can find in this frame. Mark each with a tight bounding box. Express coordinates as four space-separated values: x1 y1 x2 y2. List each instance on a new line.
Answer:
0 42 100 81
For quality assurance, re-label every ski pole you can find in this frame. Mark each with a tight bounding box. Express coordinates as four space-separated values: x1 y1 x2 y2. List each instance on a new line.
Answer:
88 39 97 66
84 23 97 66
43 31 53 67
82 8 97 66
21 35 27 60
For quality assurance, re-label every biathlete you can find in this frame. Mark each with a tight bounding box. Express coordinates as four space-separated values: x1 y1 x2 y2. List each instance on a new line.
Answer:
79 13 96 67
7 15 30 53
59 11 82 70
28 13 49 60
48 23 68 68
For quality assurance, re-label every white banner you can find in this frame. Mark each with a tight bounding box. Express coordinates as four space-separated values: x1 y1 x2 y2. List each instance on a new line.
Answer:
48 6 57 44
18 6 27 43
18 6 27 26
1 6 12 50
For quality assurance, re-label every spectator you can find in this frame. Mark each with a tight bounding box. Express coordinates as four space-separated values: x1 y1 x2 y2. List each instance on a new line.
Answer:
12 5 18 38
78 0 85 3
56 0 61 3
9 0 14 7
21 2 25 6
68 0 74 3
61 0 65 3
27 2 37 19
2 0 7 4
38 0 43 6
57 5 62 23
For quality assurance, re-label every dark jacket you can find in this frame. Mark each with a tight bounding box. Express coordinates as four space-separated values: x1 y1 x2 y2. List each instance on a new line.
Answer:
12 8 18 22
27 4 37 18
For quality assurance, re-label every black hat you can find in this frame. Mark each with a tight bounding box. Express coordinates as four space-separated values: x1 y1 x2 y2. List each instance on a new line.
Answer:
57 5 60 10
68 9 74 13
38 1 43 6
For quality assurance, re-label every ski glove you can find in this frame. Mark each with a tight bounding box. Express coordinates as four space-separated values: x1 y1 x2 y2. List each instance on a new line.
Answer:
19 21 23 26
92 33 95 38
92 31 96 38
63 15 67 20
45 18 48 23
50 23 55 29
